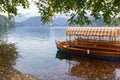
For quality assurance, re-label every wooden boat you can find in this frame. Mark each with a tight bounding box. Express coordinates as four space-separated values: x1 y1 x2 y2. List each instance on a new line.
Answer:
56 27 120 61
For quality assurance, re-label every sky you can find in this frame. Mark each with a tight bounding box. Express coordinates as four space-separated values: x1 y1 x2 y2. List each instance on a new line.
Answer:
17 0 39 17
15 0 68 22
15 0 39 22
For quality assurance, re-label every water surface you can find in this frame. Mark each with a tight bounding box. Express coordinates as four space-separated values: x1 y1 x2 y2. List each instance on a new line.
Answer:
2 27 120 80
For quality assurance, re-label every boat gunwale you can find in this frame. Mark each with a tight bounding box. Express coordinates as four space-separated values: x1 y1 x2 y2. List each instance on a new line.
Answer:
55 40 120 58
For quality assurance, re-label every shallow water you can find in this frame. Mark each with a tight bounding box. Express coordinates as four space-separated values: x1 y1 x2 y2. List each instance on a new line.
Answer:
1 27 120 80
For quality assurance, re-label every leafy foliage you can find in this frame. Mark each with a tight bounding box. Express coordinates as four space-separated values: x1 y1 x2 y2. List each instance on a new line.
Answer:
0 0 29 18
114 17 120 26
0 0 120 25
35 0 120 25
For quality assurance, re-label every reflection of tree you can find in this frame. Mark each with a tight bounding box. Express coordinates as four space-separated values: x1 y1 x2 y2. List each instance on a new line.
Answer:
0 41 18 79
0 41 38 79
56 52 120 79
0 27 8 39
0 41 18 67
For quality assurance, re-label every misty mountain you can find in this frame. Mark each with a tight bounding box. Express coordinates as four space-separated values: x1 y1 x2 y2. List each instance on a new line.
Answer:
0 15 15 28
52 17 68 26
16 16 111 27
16 16 69 27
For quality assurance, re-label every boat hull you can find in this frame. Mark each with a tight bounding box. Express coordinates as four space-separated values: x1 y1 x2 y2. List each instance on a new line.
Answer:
56 41 120 61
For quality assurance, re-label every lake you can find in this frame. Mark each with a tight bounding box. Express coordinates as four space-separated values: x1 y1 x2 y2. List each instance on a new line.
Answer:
1 27 120 80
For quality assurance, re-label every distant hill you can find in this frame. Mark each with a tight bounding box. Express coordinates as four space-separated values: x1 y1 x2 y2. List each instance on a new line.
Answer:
16 16 69 27
0 15 16 39
0 15 15 28
52 17 68 26
16 16 115 27
16 17 42 27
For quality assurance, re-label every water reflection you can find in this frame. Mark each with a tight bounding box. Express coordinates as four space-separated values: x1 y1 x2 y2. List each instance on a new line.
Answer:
0 41 18 79
6 27 120 80
56 51 120 80
0 27 9 40
10 27 51 40
0 41 18 67
0 41 37 80
0 27 16 41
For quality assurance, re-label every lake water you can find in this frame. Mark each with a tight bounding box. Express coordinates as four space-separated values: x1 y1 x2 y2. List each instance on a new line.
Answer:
2 27 120 80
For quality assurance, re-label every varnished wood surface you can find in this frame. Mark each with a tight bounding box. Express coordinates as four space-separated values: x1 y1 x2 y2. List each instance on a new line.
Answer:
56 40 120 58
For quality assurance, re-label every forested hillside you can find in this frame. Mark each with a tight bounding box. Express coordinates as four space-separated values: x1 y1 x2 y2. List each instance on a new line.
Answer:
0 15 15 39
16 16 69 27
0 15 15 28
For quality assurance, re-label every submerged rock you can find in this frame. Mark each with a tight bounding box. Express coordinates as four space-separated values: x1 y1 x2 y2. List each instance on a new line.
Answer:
0 68 38 80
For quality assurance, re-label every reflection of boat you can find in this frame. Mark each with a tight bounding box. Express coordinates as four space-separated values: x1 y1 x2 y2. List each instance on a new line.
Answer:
56 51 72 60
56 52 120 79
56 27 120 61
